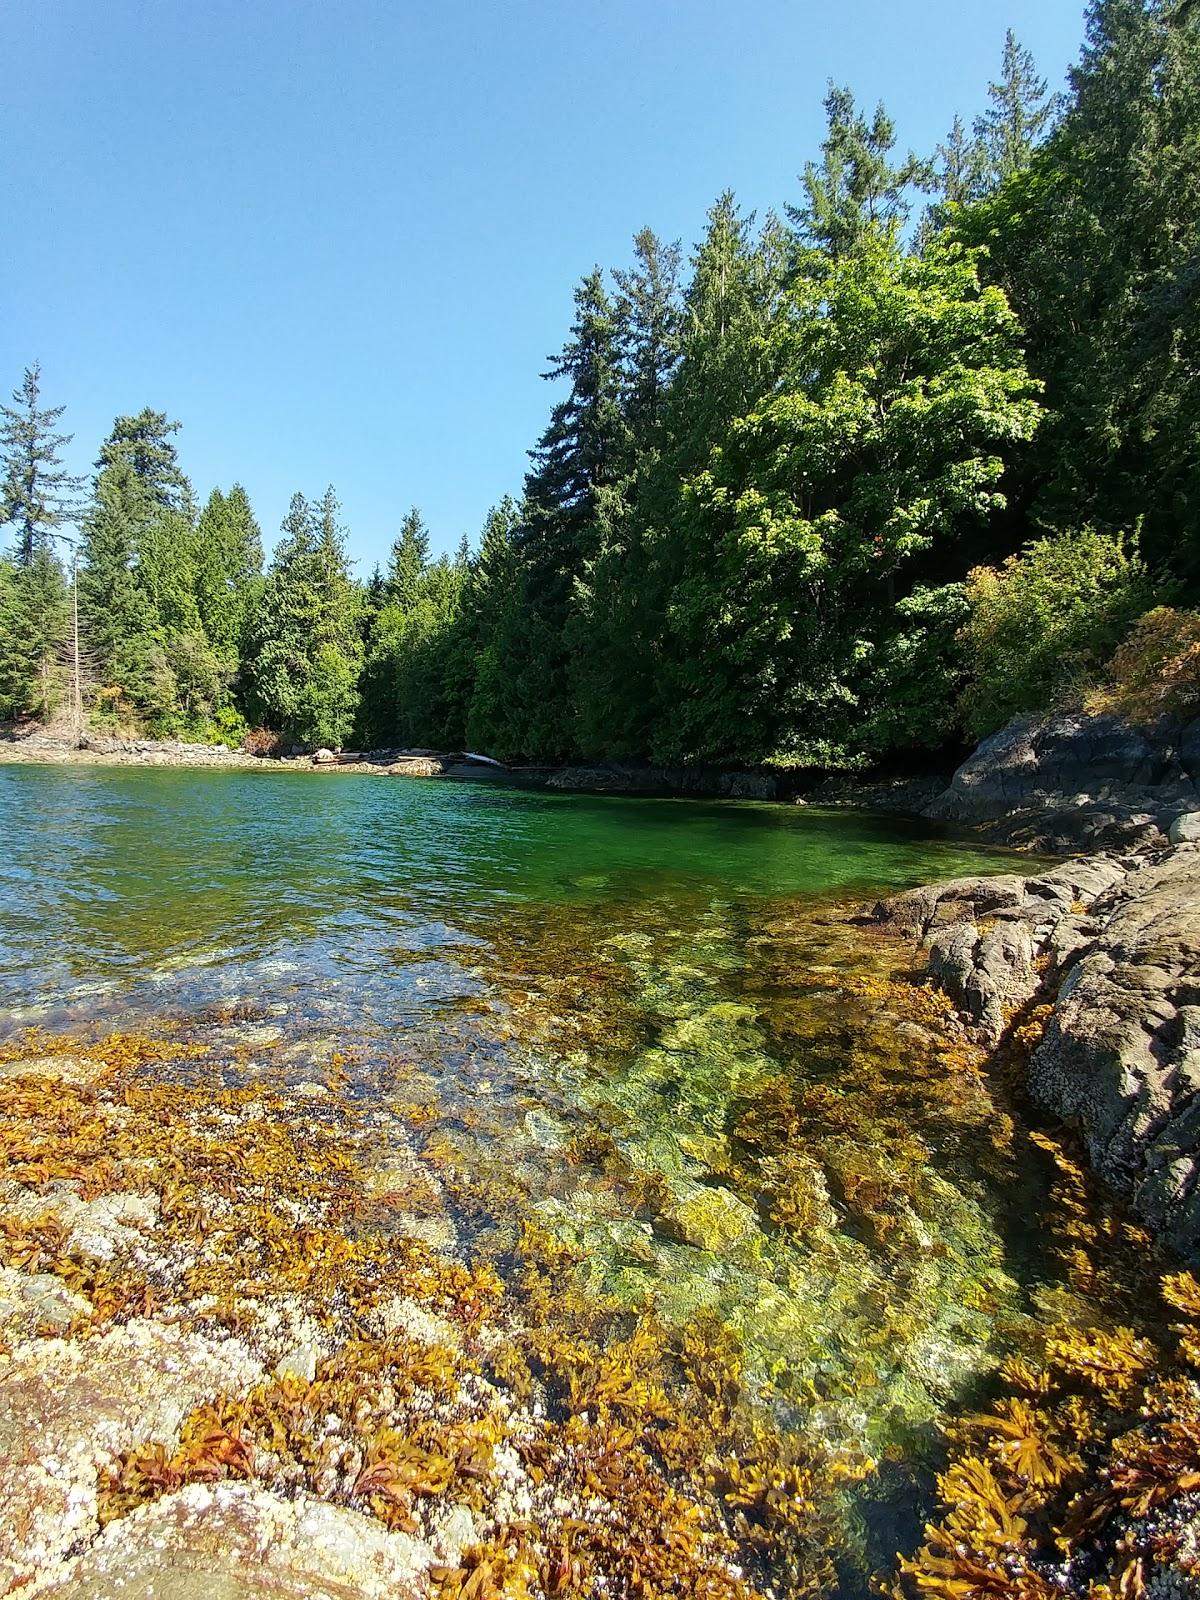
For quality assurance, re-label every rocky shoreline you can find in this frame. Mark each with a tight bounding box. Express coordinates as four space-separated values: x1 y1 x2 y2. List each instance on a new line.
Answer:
873 822 1200 1256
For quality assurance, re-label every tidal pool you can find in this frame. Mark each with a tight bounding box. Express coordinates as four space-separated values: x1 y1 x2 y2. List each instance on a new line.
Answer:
0 766 1146 1588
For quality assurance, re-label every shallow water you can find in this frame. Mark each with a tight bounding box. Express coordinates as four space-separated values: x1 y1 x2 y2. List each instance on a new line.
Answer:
0 766 1132 1576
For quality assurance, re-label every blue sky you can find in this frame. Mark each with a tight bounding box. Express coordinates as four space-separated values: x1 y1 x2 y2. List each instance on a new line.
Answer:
2 0 1087 573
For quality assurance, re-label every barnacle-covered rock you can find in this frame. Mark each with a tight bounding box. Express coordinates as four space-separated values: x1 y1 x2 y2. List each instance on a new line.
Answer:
38 1482 433 1599
0 1320 263 1592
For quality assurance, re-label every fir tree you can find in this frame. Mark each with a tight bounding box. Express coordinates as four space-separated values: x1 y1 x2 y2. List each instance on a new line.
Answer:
788 84 929 257
0 364 86 565
0 548 70 719
246 489 362 747
95 410 189 512
195 483 264 665
387 508 431 610
78 458 161 706
974 30 1061 184
613 228 683 447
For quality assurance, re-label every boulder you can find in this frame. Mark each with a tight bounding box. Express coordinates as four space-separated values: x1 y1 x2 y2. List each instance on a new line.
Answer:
38 1483 431 1600
1169 811 1200 845
925 712 1200 851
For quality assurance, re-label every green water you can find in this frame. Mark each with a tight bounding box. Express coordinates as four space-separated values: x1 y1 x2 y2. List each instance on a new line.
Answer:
0 766 1096 1486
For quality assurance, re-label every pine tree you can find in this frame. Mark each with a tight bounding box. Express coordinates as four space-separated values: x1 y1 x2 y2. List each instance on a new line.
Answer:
974 30 1061 185
0 365 86 565
787 84 929 257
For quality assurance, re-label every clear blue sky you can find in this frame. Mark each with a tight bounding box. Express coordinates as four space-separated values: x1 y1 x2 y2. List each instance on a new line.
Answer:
2 0 1087 573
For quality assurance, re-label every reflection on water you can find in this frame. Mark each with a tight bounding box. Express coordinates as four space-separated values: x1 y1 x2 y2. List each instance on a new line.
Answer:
0 766 1133 1500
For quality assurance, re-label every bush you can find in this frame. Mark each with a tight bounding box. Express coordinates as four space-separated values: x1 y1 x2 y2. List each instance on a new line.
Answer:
1088 607 1200 725
205 705 249 747
958 529 1160 737
241 727 285 757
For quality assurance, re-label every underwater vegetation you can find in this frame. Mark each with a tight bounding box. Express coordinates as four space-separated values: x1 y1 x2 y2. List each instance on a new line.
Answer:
0 1027 876 1599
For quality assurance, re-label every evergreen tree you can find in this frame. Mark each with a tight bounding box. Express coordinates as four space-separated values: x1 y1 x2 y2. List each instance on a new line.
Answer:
246 489 362 747
195 484 264 666
387 508 431 609
0 548 70 719
613 228 683 447
0 364 86 565
657 233 1042 764
78 458 161 708
481 270 632 758
95 410 189 512
956 0 1200 584
787 84 929 257
974 30 1061 185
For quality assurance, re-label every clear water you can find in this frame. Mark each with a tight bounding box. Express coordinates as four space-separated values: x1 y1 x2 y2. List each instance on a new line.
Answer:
0 766 1104 1479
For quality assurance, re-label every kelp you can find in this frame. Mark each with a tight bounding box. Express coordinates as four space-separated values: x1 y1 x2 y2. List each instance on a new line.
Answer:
0 1028 873 1599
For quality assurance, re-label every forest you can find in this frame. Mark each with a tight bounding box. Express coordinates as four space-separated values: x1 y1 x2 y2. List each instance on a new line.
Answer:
1 0 1197 768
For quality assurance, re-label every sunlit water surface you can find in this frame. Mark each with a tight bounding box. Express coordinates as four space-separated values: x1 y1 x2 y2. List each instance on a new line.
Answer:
0 765 1126 1575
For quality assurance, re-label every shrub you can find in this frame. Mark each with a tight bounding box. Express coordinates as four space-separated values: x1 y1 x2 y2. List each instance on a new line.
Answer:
205 706 250 748
241 727 284 758
958 528 1159 737
1088 607 1200 725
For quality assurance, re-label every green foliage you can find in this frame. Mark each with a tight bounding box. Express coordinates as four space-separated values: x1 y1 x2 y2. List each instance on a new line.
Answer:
1088 605 1200 724
78 457 163 713
245 490 363 748
195 485 264 667
0 364 85 565
0 548 70 720
788 83 929 258
955 0 1200 588
656 233 1042 764
958 528 1160 735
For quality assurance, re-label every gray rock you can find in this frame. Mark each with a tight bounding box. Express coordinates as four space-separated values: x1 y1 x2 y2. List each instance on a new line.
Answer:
1169 811 1200 845
925 712 1200 852
1028 849 1200 1254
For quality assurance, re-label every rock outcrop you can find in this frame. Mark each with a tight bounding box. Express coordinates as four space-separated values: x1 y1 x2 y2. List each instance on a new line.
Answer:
875 834 1200 1256
925 712 1200 851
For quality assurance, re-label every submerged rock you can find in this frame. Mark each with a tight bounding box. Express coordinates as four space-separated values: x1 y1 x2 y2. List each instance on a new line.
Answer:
655 1185 761 1252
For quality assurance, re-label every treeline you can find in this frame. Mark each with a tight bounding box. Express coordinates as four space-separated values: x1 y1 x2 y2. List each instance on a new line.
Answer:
2 0 1197 762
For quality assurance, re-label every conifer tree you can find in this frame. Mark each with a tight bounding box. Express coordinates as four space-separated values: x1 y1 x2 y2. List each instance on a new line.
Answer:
95 410 189 512
195 483 264 665
386 508 431 610
788 84 929 257
0 548 70 719
245 489 362 747
974 30 1061 184
613 228 683 448
489 269 632 758
0 365 86 565
78 457 161 707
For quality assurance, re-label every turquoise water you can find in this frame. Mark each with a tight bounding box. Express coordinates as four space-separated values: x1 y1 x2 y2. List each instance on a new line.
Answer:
0 765 1021 1028
2 764 1098 1505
